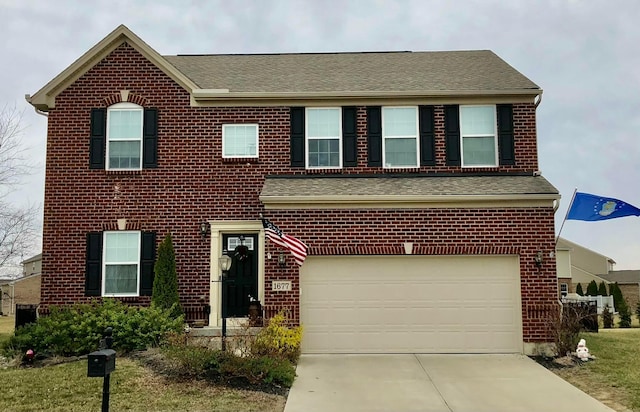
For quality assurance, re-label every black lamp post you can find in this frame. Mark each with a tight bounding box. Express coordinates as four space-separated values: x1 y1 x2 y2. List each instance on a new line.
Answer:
218 251 232 351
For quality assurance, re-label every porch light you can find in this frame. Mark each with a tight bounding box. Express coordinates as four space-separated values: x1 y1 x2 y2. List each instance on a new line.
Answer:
199 222 209 238
218 250 232 351
219 252 232 272
278 252 286 268
534 251 543 268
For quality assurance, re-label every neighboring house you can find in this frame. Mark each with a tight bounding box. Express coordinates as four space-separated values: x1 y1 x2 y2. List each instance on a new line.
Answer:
599 270 640 313
26 25 560 355
556 237 613 293
0 254 42 315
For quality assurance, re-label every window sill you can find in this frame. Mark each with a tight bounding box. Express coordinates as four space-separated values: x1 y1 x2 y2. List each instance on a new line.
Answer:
305 168 344 175
222 157 259 164
104 169 143 175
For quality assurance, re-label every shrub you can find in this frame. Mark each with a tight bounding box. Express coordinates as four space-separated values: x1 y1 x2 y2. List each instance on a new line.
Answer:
618 300 632 328
586 280 598 296
252 311 303 363
610 282 624 310
4 300 184 357
597 281 608 296
602 305 613 329
152 233 182 318
575 283 584 296
548 303 592 356
636 300 640 322
161 344 295 387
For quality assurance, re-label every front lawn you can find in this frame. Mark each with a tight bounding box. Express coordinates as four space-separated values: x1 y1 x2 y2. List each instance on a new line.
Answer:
0 356 286 412
549 329 640 412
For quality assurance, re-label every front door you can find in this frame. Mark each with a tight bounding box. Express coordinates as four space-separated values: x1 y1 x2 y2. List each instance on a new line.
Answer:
222 234 259 317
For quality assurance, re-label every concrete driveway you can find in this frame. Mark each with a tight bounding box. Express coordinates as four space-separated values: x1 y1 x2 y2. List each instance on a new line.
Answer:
284 354 614 412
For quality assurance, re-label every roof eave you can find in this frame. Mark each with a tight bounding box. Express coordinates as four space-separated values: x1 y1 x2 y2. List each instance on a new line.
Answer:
28 25 199 111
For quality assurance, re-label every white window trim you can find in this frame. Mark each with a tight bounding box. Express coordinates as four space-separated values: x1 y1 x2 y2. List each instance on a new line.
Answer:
102 230 141 297
106 102 144 171
460 104 498 168
222 124 259 158
382 106 420 169
305 107 342 169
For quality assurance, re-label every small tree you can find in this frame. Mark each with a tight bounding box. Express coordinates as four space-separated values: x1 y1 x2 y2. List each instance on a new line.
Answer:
152 233 182 318
618 299 632 328
610 282 624 311
586 280 598 296
597 281 608 296
575 283 584 296
602 305 613 329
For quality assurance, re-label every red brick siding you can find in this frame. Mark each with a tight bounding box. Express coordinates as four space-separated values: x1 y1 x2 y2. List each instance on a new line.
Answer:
41 42 555 343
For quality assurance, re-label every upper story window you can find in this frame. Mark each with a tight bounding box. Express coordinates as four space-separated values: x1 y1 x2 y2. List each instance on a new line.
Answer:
460 105 497 167
306 108 342 168
383 107 419 168
103 231 141 296
223 124 258 158
107 103 143 170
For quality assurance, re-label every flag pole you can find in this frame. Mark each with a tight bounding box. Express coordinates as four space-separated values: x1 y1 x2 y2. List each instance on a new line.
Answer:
555 188 577 247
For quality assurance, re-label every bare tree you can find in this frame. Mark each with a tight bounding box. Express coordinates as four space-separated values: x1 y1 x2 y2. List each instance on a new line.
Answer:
0 104 38 275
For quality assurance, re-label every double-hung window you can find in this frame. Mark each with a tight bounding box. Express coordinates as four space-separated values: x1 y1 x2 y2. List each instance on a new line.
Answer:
107 102 143 170
103 231 141 296
382 107 419 168
223 124 258 158
460 105 497 167
306 108 341 168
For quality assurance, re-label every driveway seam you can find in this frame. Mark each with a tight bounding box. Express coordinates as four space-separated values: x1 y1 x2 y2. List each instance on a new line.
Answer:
414 354 453 412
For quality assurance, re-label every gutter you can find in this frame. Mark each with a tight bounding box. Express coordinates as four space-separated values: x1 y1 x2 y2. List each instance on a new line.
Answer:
25 94 48 117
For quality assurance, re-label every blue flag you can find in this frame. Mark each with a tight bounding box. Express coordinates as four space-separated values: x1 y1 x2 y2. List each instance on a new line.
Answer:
567 192 640 221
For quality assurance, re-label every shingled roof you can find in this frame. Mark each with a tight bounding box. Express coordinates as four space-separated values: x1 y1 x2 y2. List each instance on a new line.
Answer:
164 50 540 94
260 175 559 208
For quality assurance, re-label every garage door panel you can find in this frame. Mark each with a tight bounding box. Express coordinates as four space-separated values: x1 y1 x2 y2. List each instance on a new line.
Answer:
300 255 522 354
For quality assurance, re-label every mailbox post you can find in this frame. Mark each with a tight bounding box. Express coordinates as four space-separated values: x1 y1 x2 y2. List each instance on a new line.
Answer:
87 327 115 412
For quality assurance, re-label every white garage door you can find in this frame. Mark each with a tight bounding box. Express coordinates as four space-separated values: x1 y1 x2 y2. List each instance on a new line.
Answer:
300 255 522 354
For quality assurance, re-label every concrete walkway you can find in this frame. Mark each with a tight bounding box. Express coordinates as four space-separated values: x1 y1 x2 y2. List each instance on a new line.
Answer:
284 354 615 412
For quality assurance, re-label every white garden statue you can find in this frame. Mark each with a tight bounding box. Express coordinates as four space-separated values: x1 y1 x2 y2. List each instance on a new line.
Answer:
576 338 590 361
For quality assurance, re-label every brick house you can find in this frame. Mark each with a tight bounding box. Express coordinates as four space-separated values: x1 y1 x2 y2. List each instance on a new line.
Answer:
27 25 560 355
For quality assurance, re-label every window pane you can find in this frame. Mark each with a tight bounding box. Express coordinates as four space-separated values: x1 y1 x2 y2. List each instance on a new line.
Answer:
460 106 494 135
109 110 142 139
105 232 139 263
109 141 141 169
105 264 137 294
383 108 417 136
307 109 340 138
223 125 258 157
462 136 496 165
385 138 417 167
308 138 339 167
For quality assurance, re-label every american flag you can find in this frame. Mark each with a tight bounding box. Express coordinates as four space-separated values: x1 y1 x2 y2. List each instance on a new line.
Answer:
261 218 308 266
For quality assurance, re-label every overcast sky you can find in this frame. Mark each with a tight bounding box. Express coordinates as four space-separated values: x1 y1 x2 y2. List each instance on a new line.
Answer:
1 0 639 270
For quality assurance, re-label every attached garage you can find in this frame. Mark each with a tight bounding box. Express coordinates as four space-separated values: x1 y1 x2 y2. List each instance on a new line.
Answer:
300 255 522 354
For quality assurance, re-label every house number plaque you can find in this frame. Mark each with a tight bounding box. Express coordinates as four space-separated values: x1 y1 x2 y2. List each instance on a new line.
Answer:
272 281 292 291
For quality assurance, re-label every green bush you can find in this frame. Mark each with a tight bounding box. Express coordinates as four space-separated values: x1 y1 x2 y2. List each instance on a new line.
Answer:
597 281 608 296
602 305 613 329
252 311 303 363
152 233 183 318
4 300 184 357
636 300 640 322
618 300 632 328
610 282 624 310
161 344 295 387
575 283 584 296
586 280 598 296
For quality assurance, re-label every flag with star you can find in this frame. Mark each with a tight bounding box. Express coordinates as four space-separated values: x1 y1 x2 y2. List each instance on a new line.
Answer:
261 217 308 265
567 192 640 221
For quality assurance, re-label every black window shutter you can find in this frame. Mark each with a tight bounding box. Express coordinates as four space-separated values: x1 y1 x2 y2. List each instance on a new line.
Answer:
497 104 515 165
419 106 435 166
143 108 158 168
86 232 103 296
140 231 156 296
367 107 382 167
89 109 106 169
444 105 461 166
290 107 305 167
342 107 358 167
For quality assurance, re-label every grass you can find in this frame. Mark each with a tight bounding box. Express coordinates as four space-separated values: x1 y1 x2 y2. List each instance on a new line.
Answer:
0 316 14 346
0 357 286 412
551 328 640 412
